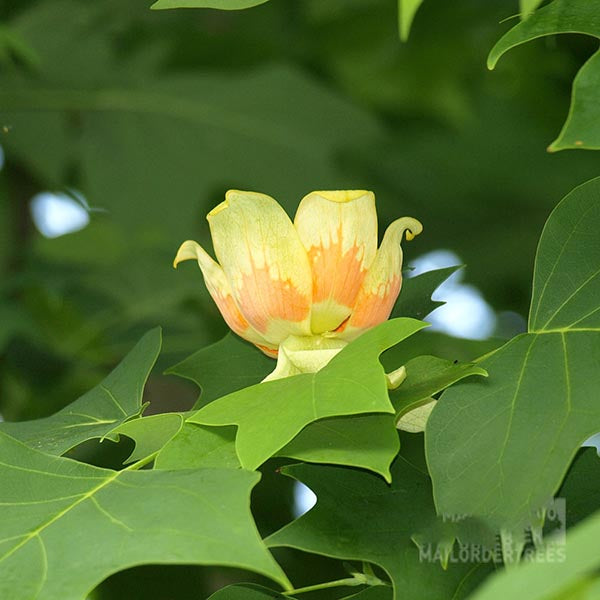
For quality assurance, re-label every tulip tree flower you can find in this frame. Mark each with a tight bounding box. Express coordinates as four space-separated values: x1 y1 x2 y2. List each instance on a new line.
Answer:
174 189 422 385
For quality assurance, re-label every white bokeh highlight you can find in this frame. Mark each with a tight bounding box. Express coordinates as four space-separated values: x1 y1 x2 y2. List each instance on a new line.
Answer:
407 249 497 340
30 191 90 238
293 481 317 518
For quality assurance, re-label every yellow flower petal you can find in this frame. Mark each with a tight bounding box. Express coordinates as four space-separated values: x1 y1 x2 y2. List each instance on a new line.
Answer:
207 190 313 345
173 240 277 355
337 216 423 340
294 190 377 333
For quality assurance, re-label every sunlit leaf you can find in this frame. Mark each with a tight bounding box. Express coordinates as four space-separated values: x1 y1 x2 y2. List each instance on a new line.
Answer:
519 0 545 17
427 177 600 536
398 0 425 41
154 423 240 470
278 415 399 482
189 318 426 470
0 432 290 600
113 412 184 464
0 329 161 455
488 0 600 151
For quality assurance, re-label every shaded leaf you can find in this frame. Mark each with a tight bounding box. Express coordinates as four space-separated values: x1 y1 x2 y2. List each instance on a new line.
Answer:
0 432 290 600
391 266 461 321
167 333 273 409
488 0 600 151
267 434 491 599
558 448 600 528
152 0 270 8
427 177 600 536
207 583 292 599
0 329 161 455
189 318 426 470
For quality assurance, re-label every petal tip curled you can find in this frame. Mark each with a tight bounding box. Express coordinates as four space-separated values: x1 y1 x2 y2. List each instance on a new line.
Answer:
173 240 202 269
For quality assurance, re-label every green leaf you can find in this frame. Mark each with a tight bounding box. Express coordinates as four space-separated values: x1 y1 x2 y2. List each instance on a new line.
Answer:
189 318 426 470
151 0 270 8
207 583 292 599
167 333 273 409
391 265 461 321
398 0 425 41
267 434 491 599
0 328 162 455
342 587 393 600
488 0 600 151
529 178 600 332
427 177 600 536
558 448 600 528
0 432 290 600
278 415 400 482
113 413 184 464
155 423 240 470
390 355 487 418
468 509 600 600
519 0 545 17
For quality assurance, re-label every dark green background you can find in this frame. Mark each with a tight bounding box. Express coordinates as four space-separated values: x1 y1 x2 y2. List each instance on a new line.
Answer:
0 0 597 596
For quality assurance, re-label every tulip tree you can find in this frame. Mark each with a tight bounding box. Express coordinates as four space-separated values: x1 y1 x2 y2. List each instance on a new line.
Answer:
1 174 600 600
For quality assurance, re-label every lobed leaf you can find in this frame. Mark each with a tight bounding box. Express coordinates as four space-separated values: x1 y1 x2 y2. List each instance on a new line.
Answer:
188 318 426 470
427 177 600 537
0 328 161 455
267 435 492 600
0 432 290 600
488 0 600 151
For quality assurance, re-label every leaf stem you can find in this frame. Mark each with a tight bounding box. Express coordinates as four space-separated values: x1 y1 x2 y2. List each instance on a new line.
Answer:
282 572 390 596
282 577 362 596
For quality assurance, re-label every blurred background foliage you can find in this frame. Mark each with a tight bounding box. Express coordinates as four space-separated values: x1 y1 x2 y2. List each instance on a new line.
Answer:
0 0 599 596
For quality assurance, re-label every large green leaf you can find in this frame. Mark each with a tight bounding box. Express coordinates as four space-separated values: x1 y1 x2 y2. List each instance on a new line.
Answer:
0 328 161 455
0 432 290 600
267 435 491 600
189 318 426 470
154 423 240 470
488 0 600 151
167 333 273 408
155 416 399 481
152 0 270 8
427 177 600 536
469 509 600 600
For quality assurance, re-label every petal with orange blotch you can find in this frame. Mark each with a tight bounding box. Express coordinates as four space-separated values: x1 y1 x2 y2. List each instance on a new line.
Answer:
294 190 378 334
207 190 312 345
337 216 423 341
173 240 277 355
